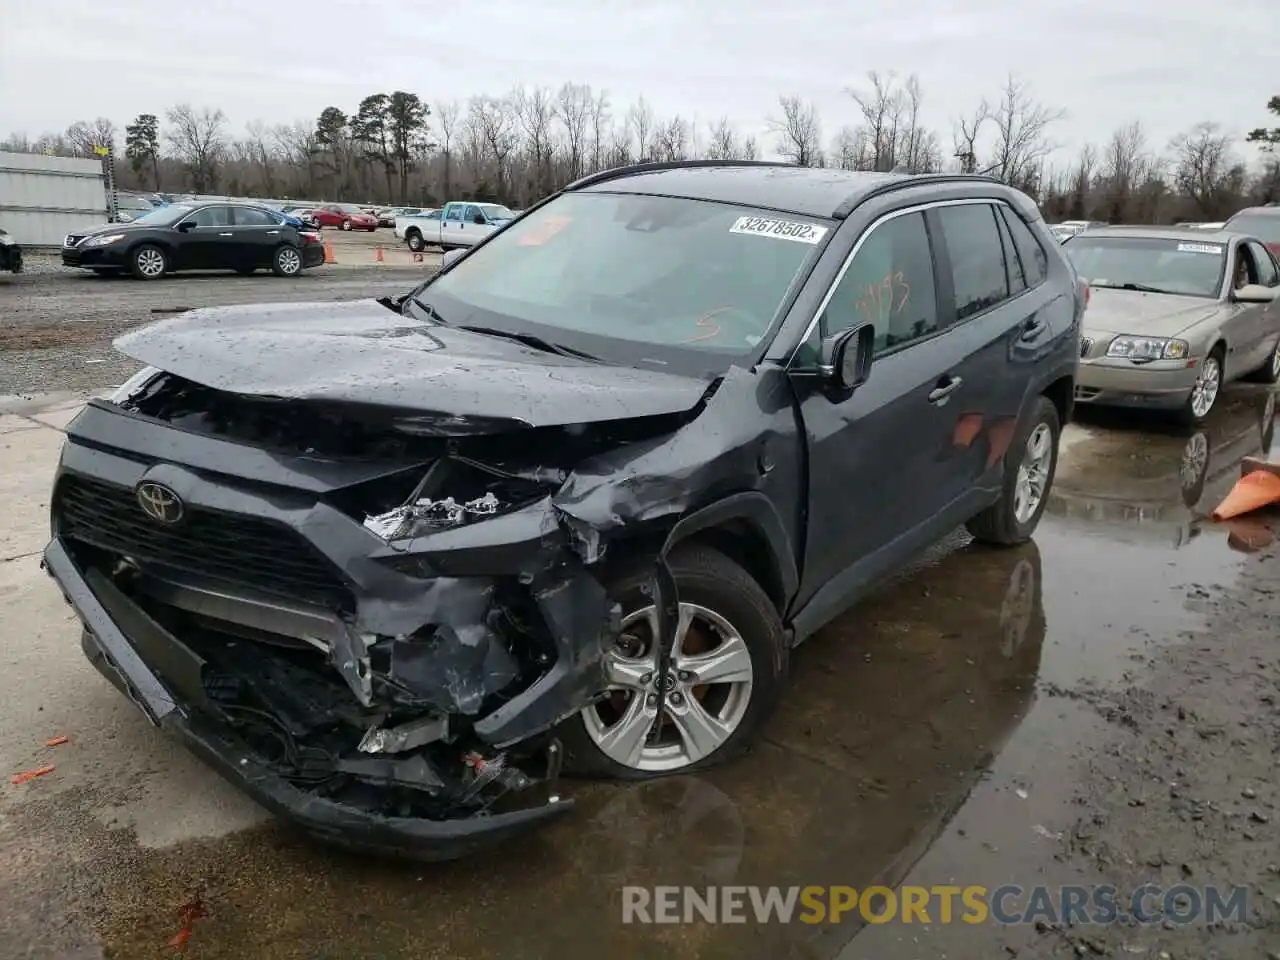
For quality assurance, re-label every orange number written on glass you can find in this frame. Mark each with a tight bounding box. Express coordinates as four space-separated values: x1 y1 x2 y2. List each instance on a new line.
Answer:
855 271 911 325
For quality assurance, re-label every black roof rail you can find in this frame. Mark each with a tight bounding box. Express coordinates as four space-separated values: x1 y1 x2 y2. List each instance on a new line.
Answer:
830 172 1002 219
563 159 799 193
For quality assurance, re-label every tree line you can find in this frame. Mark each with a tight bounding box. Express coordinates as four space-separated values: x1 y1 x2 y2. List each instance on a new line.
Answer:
3 77 1278 223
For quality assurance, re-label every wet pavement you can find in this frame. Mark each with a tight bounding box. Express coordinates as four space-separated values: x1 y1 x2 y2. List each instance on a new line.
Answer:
2 388 1279 959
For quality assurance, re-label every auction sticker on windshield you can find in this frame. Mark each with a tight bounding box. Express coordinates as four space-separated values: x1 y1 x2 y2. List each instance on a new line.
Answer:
1177 242 1224 255
730 216 828 244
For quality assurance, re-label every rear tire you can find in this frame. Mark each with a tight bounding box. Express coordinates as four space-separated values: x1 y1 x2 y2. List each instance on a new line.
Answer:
966 396 1060 546
340 219 352 231
558 543 787 780
406 230 425 252
129 244 167 280
271 244 303 277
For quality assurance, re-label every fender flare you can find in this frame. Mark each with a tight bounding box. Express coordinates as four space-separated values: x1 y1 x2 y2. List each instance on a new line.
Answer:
660 490 799 608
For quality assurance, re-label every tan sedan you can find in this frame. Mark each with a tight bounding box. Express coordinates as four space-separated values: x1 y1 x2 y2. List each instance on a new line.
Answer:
1065 227 1280 424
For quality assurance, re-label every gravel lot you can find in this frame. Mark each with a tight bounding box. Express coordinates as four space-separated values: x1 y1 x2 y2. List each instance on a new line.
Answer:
0 235 439 395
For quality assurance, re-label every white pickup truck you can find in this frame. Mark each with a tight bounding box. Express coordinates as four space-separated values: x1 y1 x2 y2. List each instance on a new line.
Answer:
394 201 516 253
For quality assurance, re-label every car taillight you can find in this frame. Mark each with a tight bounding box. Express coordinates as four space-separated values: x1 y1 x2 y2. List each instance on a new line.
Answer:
301 232 321 244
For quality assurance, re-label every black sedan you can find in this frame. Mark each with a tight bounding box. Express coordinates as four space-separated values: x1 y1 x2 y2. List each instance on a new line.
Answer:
61 201 326 280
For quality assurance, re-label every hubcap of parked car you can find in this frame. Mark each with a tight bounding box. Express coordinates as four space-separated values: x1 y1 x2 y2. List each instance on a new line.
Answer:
583 602 754 772
136 248 164 277
1190 357 1221 419
278 248 301 274
1014 423 1053 524
1271 342 1280 380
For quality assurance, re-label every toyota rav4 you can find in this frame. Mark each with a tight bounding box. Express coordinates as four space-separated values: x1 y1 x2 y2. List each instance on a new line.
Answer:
43 161 1081 860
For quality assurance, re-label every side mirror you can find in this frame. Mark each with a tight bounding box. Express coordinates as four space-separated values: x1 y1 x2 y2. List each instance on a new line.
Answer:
471 213 486 225
176 220 197 232
819 324 874 392
441 248 465 269
1233 284 1277 304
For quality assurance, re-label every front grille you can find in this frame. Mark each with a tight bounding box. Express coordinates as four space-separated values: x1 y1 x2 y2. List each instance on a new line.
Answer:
1079 337 1094 358
56 475 352 611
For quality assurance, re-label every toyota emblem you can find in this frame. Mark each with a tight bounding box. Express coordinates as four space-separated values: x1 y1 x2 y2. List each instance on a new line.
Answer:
136 482 184 524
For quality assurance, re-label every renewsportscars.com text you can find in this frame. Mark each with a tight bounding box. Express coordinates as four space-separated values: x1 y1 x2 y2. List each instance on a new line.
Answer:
621 884 1249 926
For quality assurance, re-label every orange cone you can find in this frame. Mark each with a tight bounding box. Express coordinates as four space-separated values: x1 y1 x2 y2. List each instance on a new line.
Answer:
1210 470 1280 521
375 246 384 263
323 239 336 264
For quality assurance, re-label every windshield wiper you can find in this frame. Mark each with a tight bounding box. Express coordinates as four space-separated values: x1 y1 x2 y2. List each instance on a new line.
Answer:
1091 282 1176 294
404 294 447 324
455 324 601 361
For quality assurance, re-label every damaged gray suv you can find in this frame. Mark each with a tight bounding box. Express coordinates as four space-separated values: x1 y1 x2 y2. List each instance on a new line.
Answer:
43 161 1081 859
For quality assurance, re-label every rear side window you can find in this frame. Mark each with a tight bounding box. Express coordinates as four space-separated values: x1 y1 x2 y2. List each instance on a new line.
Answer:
934 204 1009 320
994 209 1026 296
1001 207 1049 286
823 211 940 355
234 207 279 226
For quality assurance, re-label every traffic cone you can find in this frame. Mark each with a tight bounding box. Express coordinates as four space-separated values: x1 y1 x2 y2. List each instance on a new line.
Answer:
1210 469 1280 521
323 239 336 264
375 246 384 263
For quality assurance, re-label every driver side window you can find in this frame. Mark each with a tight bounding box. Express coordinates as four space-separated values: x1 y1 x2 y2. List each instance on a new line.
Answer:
822 211 939 355
1245 241 1279 287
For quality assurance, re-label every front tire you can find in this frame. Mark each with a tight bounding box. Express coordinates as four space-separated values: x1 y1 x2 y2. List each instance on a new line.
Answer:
967 396 1061 545
1178 346 1224 426
129 244 167 280
1247 337 1280 385
271 244 303 277
559 544 787 780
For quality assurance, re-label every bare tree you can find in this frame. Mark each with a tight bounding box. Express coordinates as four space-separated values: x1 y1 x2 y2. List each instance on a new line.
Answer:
653 115 690 161
705 116 757 160
626 97 655 161
1169 122 1242 217
434 100 460 198
1099 121 1151 222
512 86 555 196
556 82 593 178
589 89 612 171
65 118 116 157
951 101 989 173
846 71 904 171
768 95 823 167
468 96 519 195
165 104 228 192
986 75 1065 191
830 126 871 171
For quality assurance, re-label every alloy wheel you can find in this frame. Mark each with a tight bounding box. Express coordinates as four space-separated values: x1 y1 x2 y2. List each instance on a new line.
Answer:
1189 356 1221 419
1013 423 1053 524
277 247 301 275
582 602 754 773
135 247 165 278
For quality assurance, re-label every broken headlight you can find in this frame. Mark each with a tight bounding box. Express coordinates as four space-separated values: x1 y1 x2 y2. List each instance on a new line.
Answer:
363 491 502 540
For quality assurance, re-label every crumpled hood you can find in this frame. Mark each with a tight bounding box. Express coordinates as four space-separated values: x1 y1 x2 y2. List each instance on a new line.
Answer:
1083 288 1222 338
113 299 713 431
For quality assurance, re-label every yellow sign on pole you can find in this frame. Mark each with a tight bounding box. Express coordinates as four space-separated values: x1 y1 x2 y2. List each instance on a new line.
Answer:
93 145 110 156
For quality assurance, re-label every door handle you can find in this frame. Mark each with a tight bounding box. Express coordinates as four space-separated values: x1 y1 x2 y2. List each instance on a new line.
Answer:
928 376 963 403
1020 317 1048 341
266 230 279 235
217 232 233 237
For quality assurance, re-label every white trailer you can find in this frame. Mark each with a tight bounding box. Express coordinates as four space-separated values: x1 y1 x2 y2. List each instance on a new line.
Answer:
0 151 108 248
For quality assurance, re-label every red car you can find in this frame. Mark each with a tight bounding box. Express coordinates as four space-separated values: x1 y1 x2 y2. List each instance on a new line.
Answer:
310 204 378 231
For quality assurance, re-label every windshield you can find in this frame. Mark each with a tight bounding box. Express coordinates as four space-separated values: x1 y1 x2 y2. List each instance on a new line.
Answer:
480 204 514 220
1064 236 1226 298
131 203 196 226
423 192 829 370
1224 213 1280 245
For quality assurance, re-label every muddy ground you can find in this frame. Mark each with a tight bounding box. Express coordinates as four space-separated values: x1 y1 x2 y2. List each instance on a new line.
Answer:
1 270 1278 958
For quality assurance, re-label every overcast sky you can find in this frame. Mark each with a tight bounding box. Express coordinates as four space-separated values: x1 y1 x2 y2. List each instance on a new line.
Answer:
1 0 1275 166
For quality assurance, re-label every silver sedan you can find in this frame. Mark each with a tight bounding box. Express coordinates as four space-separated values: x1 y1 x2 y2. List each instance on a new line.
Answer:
1065 227 1280 424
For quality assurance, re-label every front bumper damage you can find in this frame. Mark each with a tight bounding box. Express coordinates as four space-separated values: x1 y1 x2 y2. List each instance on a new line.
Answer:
40 378 725 859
